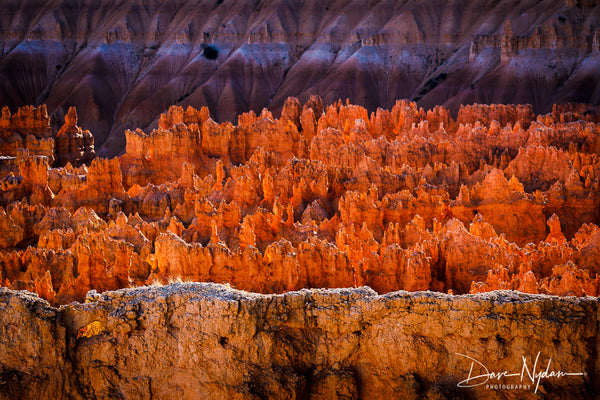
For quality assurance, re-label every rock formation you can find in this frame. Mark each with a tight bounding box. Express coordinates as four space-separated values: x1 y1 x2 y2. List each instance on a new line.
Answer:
0 105 94 173
0 0 599 157
0 283 598 399
0 105 54 165
1 97 600 306
2 2 600 396
55 107 95 167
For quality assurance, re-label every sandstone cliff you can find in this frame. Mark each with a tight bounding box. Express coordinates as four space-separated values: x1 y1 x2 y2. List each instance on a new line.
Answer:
0 105 54 165
0 283 597 399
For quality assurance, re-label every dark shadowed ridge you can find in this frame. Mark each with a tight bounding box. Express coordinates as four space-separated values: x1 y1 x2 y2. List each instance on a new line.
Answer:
0 0 599 156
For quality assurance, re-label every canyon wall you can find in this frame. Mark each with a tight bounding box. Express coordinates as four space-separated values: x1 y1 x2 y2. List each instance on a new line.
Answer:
1 0 599 156
0 283 597 399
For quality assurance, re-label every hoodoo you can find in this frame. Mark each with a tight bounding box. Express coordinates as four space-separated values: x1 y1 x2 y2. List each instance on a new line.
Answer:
1 98 599 304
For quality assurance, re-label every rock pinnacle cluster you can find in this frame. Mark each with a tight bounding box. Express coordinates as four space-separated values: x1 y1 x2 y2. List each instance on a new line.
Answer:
1 97 599 305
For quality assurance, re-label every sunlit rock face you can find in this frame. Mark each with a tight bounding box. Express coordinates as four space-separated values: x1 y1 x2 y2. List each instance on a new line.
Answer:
0 105 94 172
1 97 600 305
0 284 599 399
0 0 599 157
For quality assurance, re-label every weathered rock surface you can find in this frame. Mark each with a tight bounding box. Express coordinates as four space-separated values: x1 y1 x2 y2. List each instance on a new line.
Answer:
55 107 95 167
0 105 94 171
1 95 600 397
1 0 599 156
0 105 54 165
0 283 598 400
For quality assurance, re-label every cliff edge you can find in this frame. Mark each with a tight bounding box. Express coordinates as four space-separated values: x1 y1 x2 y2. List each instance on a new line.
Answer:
0 283 597 399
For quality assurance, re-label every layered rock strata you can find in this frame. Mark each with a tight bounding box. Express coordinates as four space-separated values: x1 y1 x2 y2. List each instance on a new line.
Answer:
0 283 597 399
0 105 54 165
1 0 599 156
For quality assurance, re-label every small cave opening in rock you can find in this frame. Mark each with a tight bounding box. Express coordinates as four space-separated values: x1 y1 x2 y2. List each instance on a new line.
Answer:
203 45 219 60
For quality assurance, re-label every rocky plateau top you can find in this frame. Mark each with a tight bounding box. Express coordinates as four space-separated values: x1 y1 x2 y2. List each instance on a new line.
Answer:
0 282 598 399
